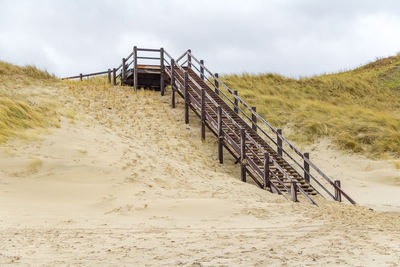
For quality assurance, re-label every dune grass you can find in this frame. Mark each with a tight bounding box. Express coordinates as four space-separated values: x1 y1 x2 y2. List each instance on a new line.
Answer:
0 62 59 143
2 52 400 159
219 53 400 158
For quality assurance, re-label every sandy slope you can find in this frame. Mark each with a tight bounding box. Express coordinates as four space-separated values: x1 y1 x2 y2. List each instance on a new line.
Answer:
0 84 399 266
305 139 400 213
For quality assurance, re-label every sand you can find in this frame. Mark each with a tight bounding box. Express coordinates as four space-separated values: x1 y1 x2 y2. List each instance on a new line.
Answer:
0 83 399 266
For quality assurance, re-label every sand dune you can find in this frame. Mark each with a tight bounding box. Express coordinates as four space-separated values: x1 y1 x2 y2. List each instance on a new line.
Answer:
0 83 399 266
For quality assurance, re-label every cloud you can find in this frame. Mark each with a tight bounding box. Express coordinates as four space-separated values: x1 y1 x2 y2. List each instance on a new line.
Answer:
0 0 400 77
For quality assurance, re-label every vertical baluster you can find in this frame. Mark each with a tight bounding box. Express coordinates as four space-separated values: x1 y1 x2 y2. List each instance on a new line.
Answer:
133 46 138 91
234 90 238 113
240 128 246 182
277 128 283 157
171 59 175 108
264 152 270 191
251 106 257 131
218 106 223 164
187 49 191 69
160 48 165 96
201 88 205 140
200 60 204 80
107 69 111 84
80 73 82 81
121 58 126 86
184 72 189 124
113 68 116 85
335 180 342 202
304 152 310 183
214 73 219 95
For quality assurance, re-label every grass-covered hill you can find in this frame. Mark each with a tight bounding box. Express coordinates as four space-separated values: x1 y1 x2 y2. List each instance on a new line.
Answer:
220 53 400 158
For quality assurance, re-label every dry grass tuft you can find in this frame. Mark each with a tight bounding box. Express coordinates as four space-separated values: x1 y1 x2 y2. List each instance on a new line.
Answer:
0 62 60 143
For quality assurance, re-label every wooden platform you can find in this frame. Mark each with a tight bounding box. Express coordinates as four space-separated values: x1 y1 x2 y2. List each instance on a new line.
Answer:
124 65 169 90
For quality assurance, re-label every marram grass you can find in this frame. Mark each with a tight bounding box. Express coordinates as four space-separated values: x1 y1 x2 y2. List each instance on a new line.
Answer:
0 62 59 143
220 53 400 158
1 54 400 159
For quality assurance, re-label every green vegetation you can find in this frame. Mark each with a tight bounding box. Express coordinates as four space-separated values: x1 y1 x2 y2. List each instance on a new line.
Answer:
0 62 59 143
220 53 400 158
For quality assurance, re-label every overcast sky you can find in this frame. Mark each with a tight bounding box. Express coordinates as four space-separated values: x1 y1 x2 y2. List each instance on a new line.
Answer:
1 0 400 78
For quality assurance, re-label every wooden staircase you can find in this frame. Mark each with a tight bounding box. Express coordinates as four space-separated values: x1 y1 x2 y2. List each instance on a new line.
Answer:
172 67 317 196
63 46 357 206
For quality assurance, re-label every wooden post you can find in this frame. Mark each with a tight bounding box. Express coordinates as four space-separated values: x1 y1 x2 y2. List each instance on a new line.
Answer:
217 106 223 164
234 90 238 113
112 68 116 85
160 48 165 96
133 46 138 91
80 73 83 81
214 73 219 95
187 49 191 69
121 58 126 86
200 60 204 80
201 88 206 140
184 71 189 124
277 128 283 157
107 69 111 84
304 152 310 183
240 128 246 182
171 59 175 108
335 180 342 202
291 181 298 202
263 153 270 191
251 106 257 131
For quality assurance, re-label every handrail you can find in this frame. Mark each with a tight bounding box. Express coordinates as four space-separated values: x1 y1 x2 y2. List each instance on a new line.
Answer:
137 56 160 60
62 70 110 80
244 132 317 205
171 57 315 204
137 48 160 52
176 51 188 63
185 50 354 204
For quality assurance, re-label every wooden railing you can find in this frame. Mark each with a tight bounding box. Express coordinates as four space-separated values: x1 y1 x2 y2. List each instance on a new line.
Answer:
164 52 317 205
174 50 355 205
62 46 356 206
